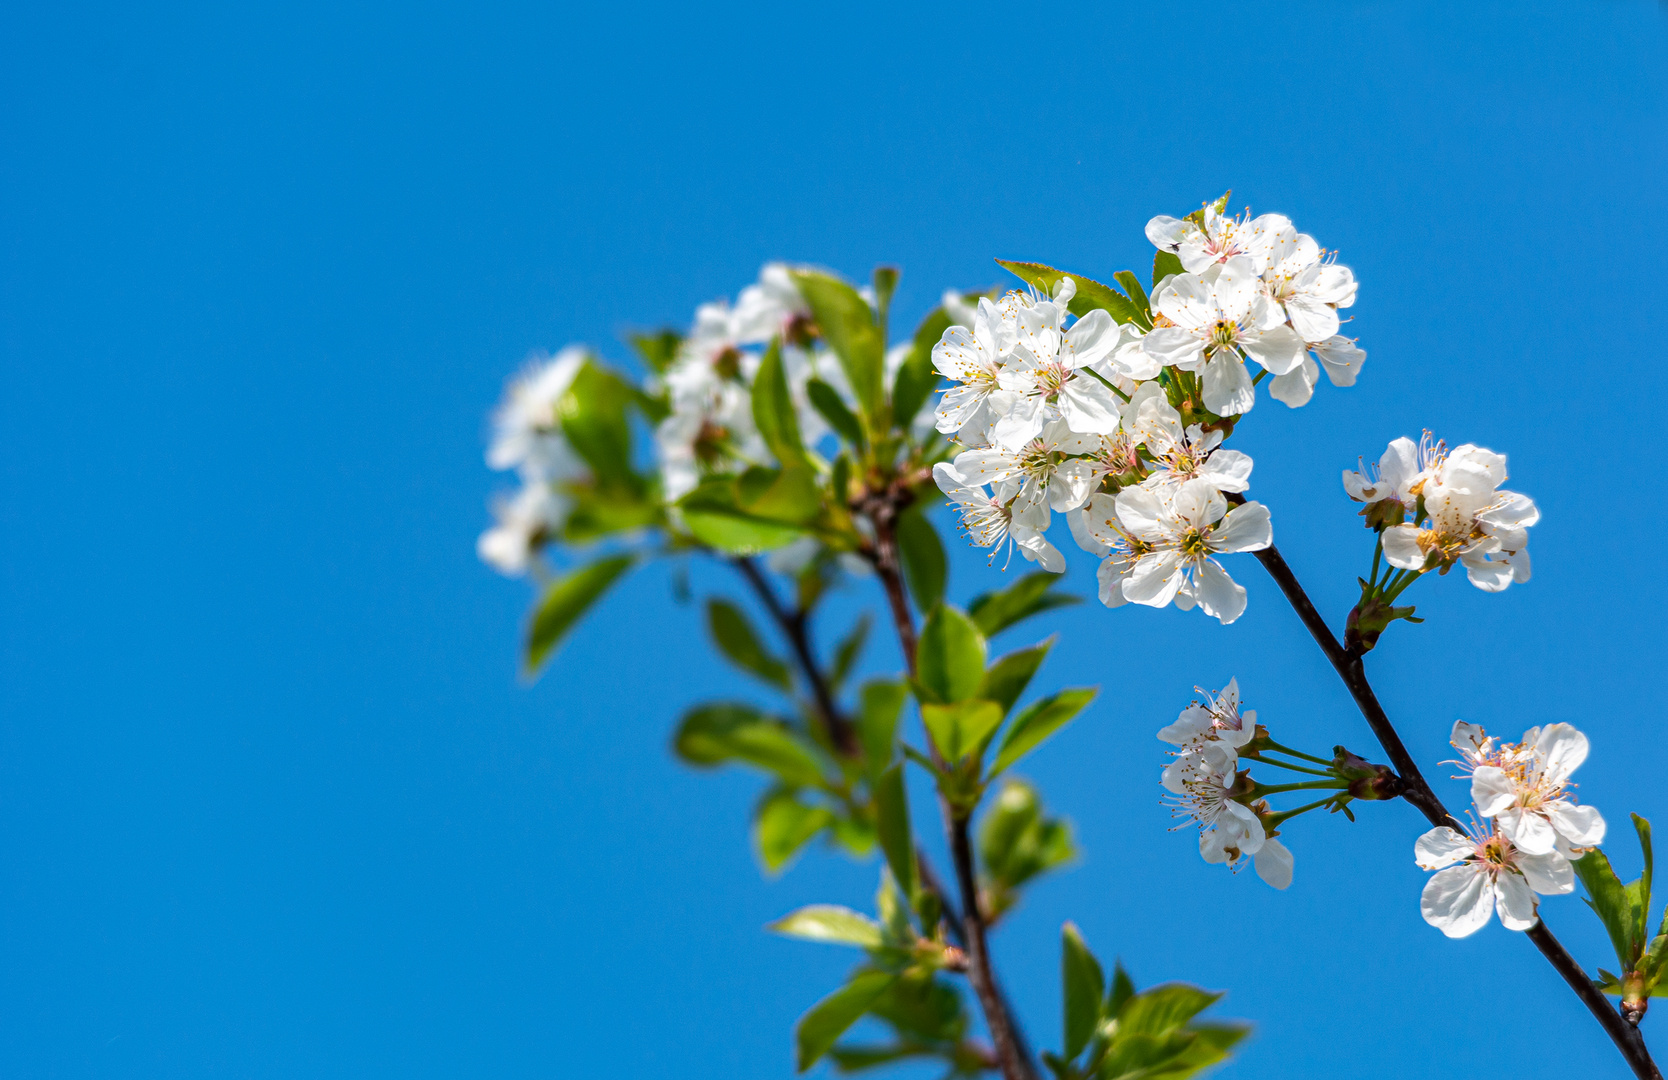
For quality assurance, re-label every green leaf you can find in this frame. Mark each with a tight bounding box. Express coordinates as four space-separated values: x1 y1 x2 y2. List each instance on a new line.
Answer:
995 260 1141 325
865 972 967 1043
1111 270 1152 328
1118 984 1222 1039
1152 251 1185 289
771 905 884 949
739 465 823 524
1107 961 1135 1018
980 778 1076 898
807 378 866 450
755 789 834 873
875 870 916 946
1576 847 1641 968
978 641 1052 717
872 265 900 332
916 605 987 704
680 480 808 554
921 699 1004 763
968 572 1082 638
897 512 947 614
1637 814 1655 947
753 339 811 468
827 1043 932 1073
673 703 828 788
1098 1032 1197 1080
990 688 1098 777
792 270 886 430
560 484 662 543
706 599 792 691
831 615 872 692
627 328 681 373
1062 922 1105 1060
858 680 907 774
524 554 634 675
874 763 918 900
891 304 954 429
1155 1024 1249 1079
797 971 897 1072
559 360 642 492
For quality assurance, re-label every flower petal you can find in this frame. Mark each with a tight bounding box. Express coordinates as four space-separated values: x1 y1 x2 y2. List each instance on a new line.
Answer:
1200 352 1256 416
1471 767 1517 818
1518 851 1575 896
1414 827 1474 870
1422 863 1494 938
1548 802 1606 847
1192 558 1248 625
1254 837 1294 890
1494 871 1540 931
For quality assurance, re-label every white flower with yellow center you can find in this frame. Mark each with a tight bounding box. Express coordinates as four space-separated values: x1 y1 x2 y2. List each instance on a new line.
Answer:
1163 741 1264 849
1262 228 1358 344
1141 257 1307 417
1158 678 1258 751
1146 206 1291 275
932 463 1063 573
1461 722 1606 856
1107 479 1273 624
1130 396 1253 495
991 279 1124 448
947 420 1101 512
1381 444 1538 591
931 297 1018 446
1342 432 1445 523
1416 816 1574 938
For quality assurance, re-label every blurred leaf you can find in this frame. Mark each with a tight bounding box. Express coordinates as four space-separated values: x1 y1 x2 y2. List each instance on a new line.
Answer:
1098 1031 1196 1080
917 605 988 704
859 680 907 774
627 328 681 373
829 811 878 857
1158 1024 1249 1079
897 512 947 614
827 1043 932 1073
673 703 828 788
1636 814 1655 949
753 339 812 468
996 260 1140 325
756 789 834 873
706 598 792 691
1118 984 1222 1039
980 778 1076 901
524 554 634 675
793 270 886 430
831 616 872 692
866 973 966 1044
1107 961 1135 1018
990 688 1098 777
808 379 867 450
969 572 1082 638
797 971 898 1072
978 642 1052 717
873 266 900 332
874 763 918 900
680 479 808 554
1576 847 1640 968
740 465 824 525
1152 250 1185 289
771 905 884 949
920 699 1003 763
892 305 952 429
875 870 916 946
1062 922 1105 1060
559 360 642 493
560 485 662 542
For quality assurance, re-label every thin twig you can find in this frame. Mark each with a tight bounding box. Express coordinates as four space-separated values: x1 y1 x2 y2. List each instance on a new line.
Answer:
730 556 858 756
1250 540 1661 1080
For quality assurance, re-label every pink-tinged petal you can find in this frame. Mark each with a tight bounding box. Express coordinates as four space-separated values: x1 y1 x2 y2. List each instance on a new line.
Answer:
1200 353 1256 416
1254 838 1294 890
1141 326 1205 369
1534 723 1590 784
1471 767 1518 817
1380 524 1426 570
1122 551 1186 607
1095 555 1131 608
1518 851 1576 896
1192 558 1248 625
1422 864 1494 938
1503 808 1558 856
1211 501 1272 553
1414 827 1474 870
1267 357 1319 408
1284 293 1341 342
1240 324 1306 376
1493 872 1540 931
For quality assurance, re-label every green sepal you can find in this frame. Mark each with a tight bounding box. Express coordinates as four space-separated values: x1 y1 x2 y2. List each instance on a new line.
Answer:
523 553 634 676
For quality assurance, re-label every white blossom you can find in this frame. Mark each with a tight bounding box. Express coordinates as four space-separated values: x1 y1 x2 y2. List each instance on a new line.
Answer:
477 482 568 576
991 279 1124 448
1158 678 1258 750
1141 258 1307 417
1342 433 1444 521
1146 206 1291 275
732 263 810 345
486 347 588 477
1130 396 1253 495
932 297 1018 446
1312 335 1367 387
1163 741 1265 858
933 463 1063 572
945 420 1101 512
1262 228 1358 344
1453 721 1606 856
1092 479 1272 624
1380 443 1538 591
1416 816 1574 938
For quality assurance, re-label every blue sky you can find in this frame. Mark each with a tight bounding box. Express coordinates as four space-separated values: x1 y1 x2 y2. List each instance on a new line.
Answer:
4 2 1668 1077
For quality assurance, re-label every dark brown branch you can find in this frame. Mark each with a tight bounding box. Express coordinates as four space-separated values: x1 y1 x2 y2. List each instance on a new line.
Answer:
865 497 1036 1080
1251 540 1661 1080
731 556 858 756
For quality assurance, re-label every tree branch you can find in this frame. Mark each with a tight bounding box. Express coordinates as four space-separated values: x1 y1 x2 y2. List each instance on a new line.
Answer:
730 556 858 756
865 494 1037 1080
1250 540 1661 1080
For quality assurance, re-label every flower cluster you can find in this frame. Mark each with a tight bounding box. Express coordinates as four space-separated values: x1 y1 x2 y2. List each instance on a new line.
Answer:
1344 433 1538 592
931 198 1357 624
1414 720 1603 937
478 347 589 574
1159 680 1294 889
